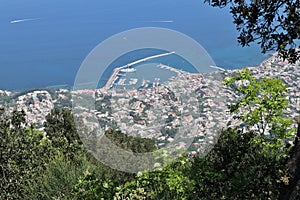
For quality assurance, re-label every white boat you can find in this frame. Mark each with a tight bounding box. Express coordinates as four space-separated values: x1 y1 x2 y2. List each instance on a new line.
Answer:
120 68 136 73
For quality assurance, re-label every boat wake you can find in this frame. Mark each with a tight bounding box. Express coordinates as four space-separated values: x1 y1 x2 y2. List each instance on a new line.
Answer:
10 18 40 24
151 20 174 23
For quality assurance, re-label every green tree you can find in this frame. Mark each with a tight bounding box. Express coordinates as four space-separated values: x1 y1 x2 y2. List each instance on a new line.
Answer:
44 108 83 158
223 68 294 153
114 156 194 200
0 108 53 199
205 0 300 62
105 129 157 153
72 169 117 200
191 128 287 199
26 153 91 200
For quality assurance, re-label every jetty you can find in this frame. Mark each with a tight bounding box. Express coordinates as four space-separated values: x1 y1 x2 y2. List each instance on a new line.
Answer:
209 65 226 71
102 51 175 90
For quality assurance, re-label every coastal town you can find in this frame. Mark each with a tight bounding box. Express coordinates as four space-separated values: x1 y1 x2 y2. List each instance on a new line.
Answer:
0 53 299 154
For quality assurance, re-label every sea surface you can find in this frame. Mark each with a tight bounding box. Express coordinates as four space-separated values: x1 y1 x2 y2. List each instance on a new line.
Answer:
0 0 266 91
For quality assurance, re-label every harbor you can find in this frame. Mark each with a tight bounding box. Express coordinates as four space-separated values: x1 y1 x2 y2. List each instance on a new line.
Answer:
102 52 175 91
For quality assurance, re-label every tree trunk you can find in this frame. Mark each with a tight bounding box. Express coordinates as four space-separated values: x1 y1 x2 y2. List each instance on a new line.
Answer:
280 121 300 200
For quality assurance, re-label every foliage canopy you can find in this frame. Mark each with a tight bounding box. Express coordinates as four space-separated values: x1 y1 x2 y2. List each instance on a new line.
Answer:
205 0 300 63
223 68 294 150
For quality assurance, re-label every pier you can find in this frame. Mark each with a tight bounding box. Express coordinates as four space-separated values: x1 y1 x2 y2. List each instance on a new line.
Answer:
209 65 226 71
102 51 175 91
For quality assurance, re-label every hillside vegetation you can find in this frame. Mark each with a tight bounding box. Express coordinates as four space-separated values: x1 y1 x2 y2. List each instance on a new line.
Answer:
1 71 300 199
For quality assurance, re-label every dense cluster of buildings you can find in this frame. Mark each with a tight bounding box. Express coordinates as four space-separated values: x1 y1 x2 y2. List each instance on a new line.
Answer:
9 90 54 127
1 53 299 154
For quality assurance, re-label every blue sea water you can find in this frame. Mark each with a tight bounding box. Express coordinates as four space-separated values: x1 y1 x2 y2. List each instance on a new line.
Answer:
0 0 265 91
